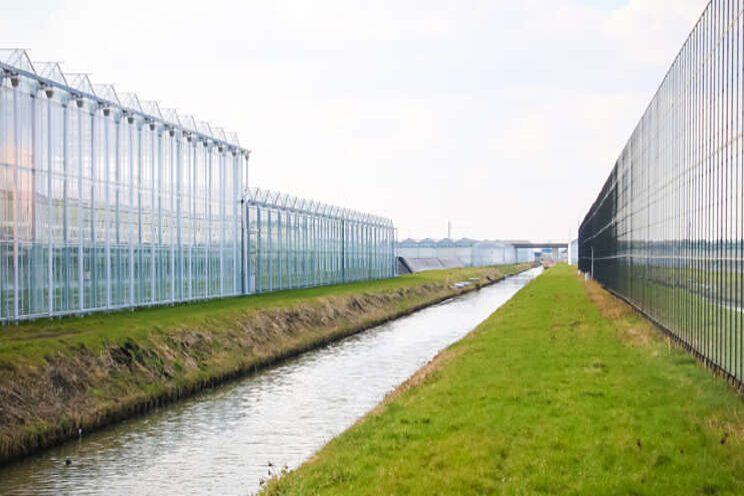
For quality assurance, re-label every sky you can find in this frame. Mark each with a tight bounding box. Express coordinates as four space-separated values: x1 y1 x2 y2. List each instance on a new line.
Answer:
0 0 710 242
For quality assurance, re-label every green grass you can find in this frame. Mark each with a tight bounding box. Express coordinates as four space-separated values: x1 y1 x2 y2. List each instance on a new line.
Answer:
0 265 524 369
261 264 744 495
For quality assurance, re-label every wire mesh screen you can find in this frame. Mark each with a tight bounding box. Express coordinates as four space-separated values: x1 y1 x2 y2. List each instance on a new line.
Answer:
579 0 744 386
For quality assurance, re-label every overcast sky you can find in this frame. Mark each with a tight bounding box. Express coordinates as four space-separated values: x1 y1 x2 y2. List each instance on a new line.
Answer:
1 0 709 241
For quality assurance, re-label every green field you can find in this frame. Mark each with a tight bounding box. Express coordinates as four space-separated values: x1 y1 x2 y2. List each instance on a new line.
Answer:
262 264 744 495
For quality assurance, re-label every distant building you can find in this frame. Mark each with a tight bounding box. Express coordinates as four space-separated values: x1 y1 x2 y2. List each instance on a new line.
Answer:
397 238 523 269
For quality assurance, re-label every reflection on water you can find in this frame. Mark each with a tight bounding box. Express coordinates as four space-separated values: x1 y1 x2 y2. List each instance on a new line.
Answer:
0 268 542 495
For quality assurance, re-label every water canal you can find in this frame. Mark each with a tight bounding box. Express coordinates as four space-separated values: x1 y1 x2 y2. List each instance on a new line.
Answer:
0 267 543 495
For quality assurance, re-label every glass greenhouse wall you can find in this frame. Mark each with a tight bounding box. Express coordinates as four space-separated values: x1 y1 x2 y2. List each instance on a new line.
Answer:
0 50 396 322
578 0 744 387
244 188 396 293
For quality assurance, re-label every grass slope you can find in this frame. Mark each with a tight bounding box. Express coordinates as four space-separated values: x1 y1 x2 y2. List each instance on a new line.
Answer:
262 264 744 495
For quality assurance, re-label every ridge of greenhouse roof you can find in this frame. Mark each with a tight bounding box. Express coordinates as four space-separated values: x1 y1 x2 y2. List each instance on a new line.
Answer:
34 61 67 86
395 238 516 246
0 48 248 156
244 187 393 228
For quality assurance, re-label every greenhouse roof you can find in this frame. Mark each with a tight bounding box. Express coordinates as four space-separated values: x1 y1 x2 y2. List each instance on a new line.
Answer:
455 238 477 247
34 61 67 86
245 187 393 228
397 238 419 247
395 238 518 247
0 48 247 156
474 241 506 248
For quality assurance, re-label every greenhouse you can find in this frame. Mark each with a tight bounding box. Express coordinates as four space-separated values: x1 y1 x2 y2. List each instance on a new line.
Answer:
244 188 396 293
396 238 520 268
0 49 396 321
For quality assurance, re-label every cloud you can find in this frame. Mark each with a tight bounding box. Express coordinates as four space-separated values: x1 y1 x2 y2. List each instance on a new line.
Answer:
605 0 706 68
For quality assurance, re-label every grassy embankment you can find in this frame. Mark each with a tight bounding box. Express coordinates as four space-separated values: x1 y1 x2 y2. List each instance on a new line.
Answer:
0 263 531 464
262 264 744 495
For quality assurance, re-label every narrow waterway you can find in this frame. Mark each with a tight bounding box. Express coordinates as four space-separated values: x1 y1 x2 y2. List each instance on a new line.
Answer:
0 267 542 496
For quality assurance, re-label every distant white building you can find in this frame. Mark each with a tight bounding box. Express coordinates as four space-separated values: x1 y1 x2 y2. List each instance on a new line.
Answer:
454 238 477 266
436 238 458 260
568 238 579 265
397 238 522 268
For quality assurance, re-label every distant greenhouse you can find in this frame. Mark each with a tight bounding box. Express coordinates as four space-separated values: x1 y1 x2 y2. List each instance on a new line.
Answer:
0 49 395 321
472 241 516 267
454 238 477 266
397 238 521 269
244 188 396 293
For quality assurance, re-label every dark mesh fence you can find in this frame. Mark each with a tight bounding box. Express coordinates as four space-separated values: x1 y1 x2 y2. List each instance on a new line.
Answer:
579 0 744 387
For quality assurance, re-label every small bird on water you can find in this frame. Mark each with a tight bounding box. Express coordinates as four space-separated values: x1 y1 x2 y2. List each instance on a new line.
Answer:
65 457 72 466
